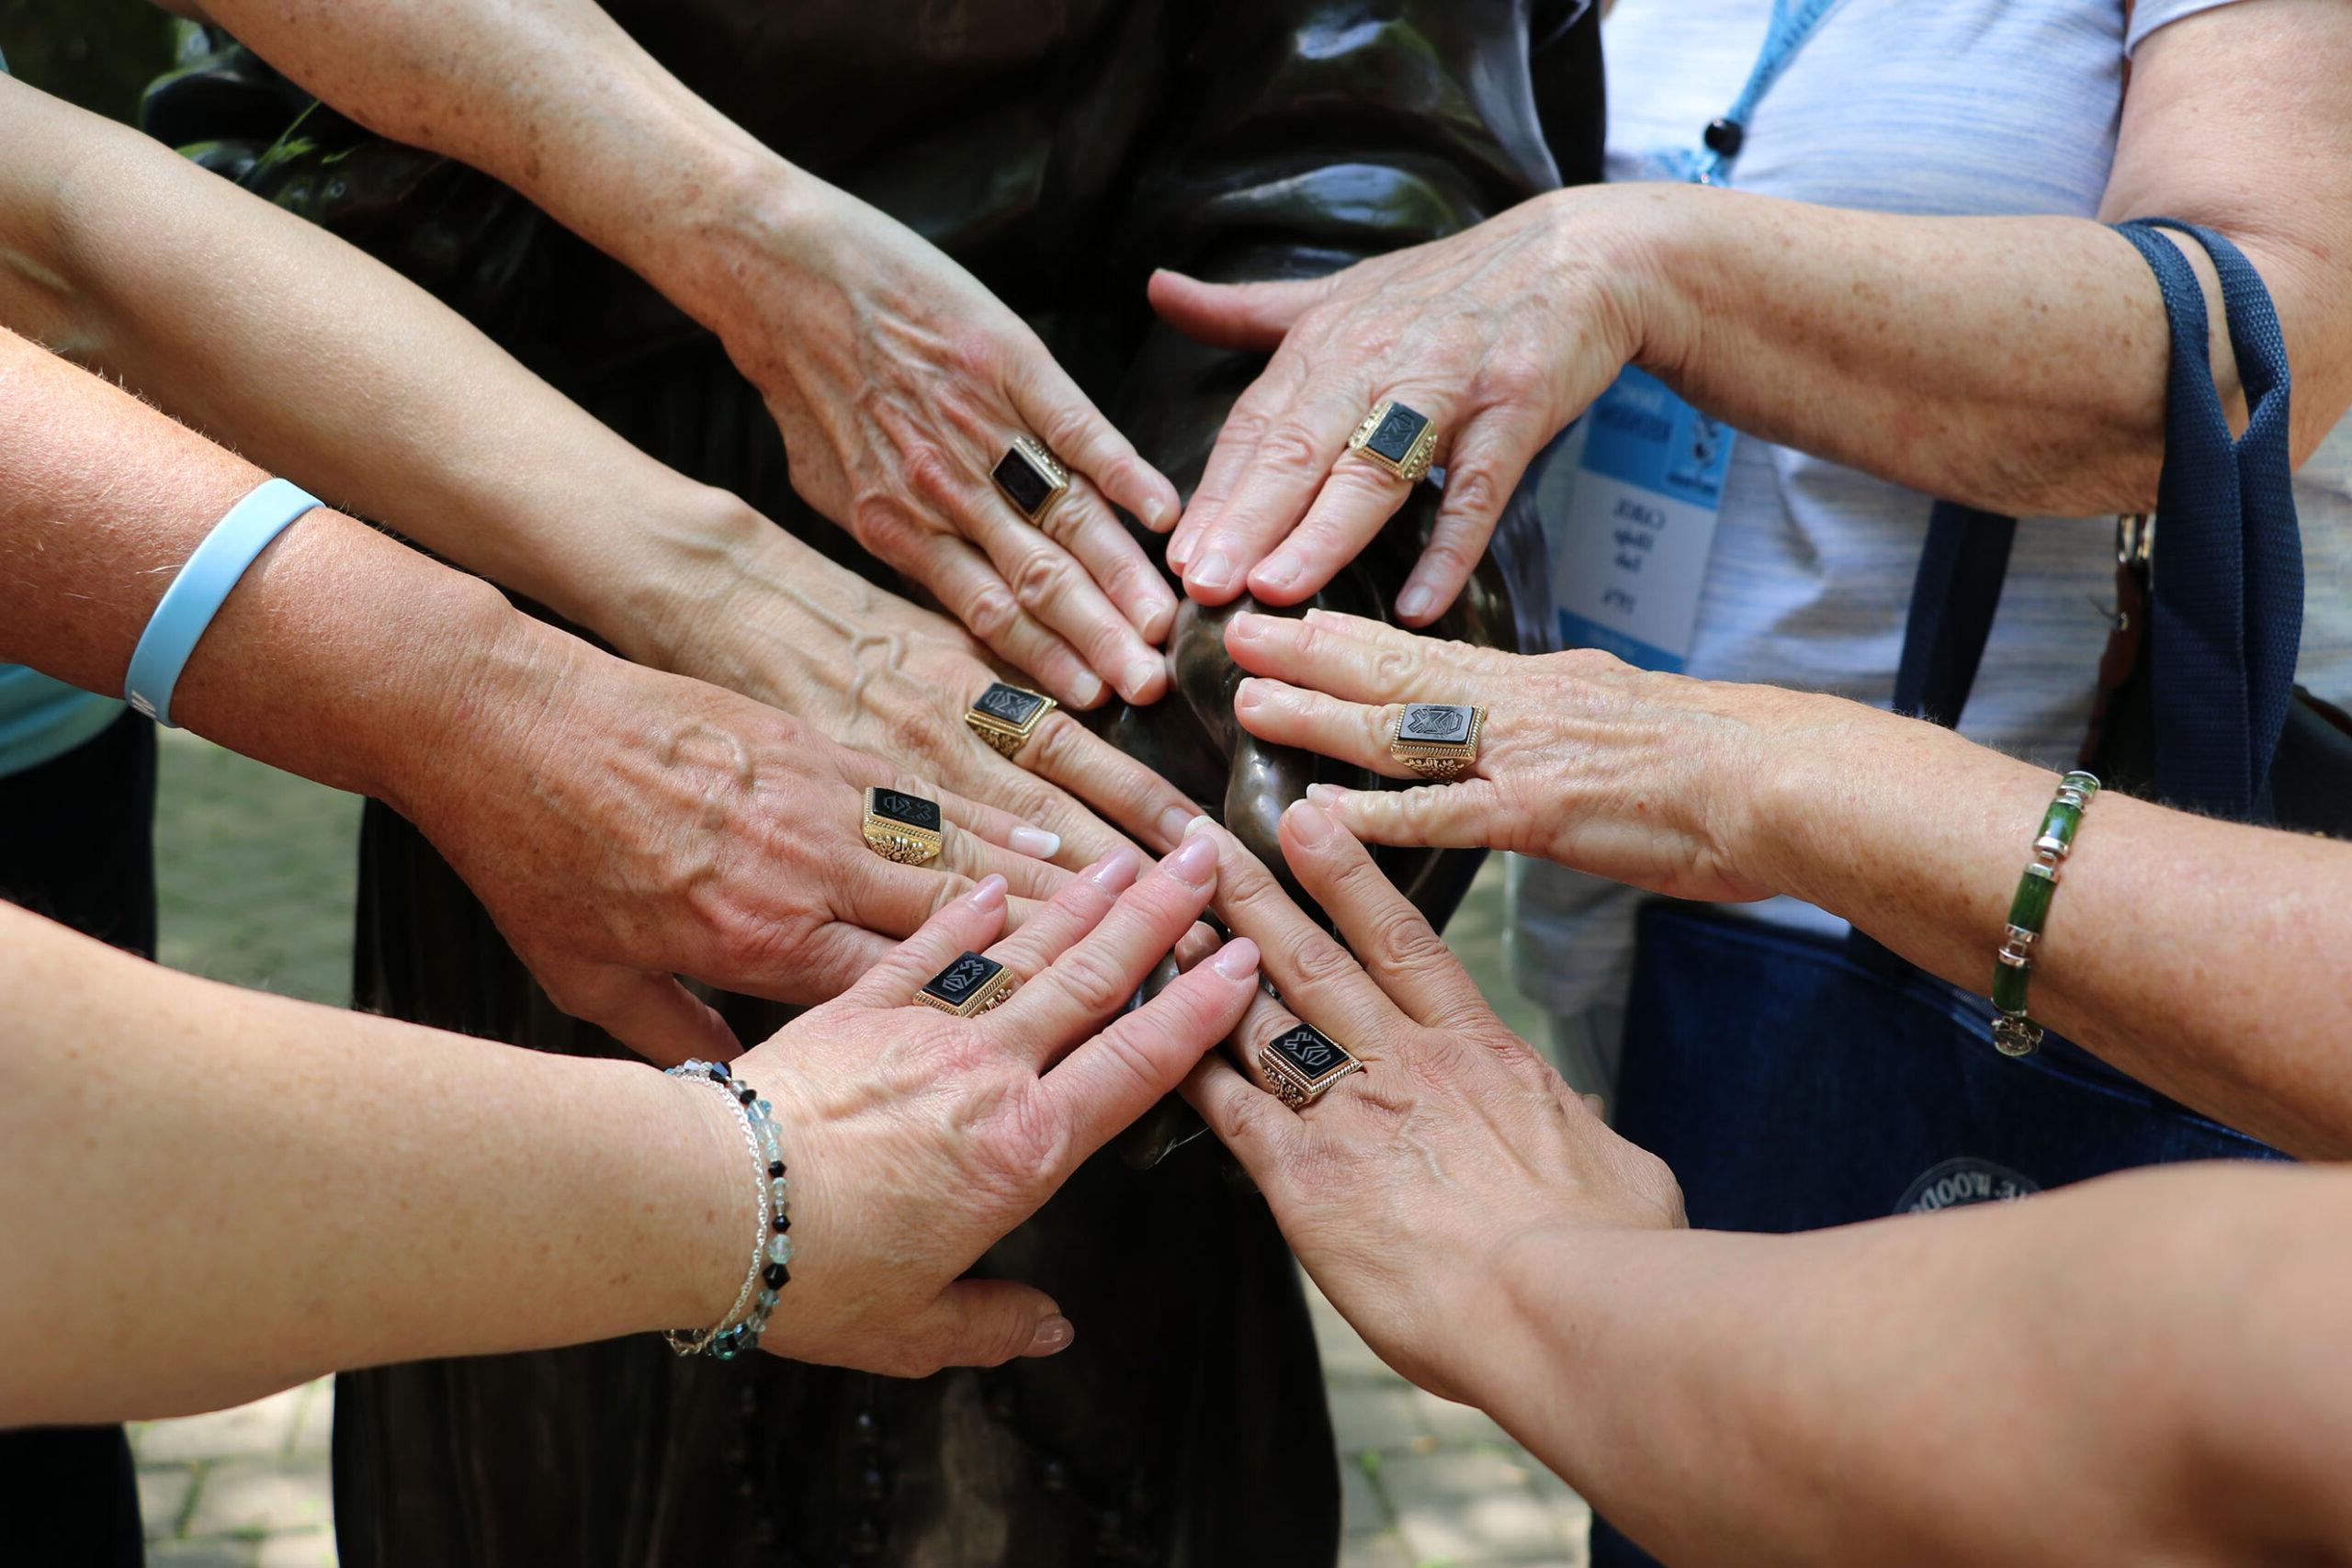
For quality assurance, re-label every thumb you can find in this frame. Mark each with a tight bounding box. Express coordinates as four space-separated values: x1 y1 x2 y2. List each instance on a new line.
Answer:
908 1279 1074 1371
537 960 741 1067
1147 268 1334 351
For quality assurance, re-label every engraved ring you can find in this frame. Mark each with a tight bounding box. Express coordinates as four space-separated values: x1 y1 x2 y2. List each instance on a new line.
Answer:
915 951 1020 1017
991 435 1070 523
1389 703 1486 782
862 785 946 866
1256 1020 1363 1110
965 682 1057 759
1346 400 1439 484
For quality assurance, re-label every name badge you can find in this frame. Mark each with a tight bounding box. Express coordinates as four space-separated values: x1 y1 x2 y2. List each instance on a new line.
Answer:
1535 367 1733 672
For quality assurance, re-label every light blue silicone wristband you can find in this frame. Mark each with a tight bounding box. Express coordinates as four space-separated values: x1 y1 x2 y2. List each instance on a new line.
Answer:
123 478 322 728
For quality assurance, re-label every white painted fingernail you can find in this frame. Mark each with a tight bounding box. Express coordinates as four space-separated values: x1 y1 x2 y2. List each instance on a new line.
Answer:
1010 826 1061 859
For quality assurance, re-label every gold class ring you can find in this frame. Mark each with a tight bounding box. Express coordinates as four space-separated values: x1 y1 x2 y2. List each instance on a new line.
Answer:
1256 1021 1363 1110
1389 703 1485 782
965 681 1057 759
1346 400 1438 483
862 785 945 866
915 950 1020 1016
991 435 1070 523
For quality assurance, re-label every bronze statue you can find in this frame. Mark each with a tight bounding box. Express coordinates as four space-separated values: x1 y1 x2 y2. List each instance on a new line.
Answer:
144 4 1597 1562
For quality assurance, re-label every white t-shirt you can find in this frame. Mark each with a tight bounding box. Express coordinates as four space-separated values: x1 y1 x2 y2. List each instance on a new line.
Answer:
1512 0 2352 1020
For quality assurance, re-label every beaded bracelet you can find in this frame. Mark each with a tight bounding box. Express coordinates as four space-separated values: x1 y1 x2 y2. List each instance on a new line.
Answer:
664 1058 792 1359
1989 770 2100 1057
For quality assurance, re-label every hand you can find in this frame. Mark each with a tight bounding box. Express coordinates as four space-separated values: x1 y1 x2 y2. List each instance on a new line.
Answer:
1178 807 1682 1403
729 837 1261 1374
655 526 1206 860
709 177 1183 708
399 624 1075 1066
1148 186 1649 623
1225 608 1838 902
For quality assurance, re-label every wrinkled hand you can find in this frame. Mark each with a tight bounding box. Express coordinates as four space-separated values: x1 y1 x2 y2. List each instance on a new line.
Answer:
1148 186 1645 624
1179 808 1682 1403
401 627 1073 1066
729 837 1260 1374
715 178 1182 708
1226 608 1826 902
665 531 1204 861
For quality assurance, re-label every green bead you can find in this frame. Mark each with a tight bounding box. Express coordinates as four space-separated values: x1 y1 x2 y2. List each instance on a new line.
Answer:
2006 865 2057 932
1991 961 2032 1015
2062 770 2101 801
2036 800 2083 852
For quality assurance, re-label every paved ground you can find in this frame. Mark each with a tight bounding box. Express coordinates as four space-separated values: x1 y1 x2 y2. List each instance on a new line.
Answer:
132 729 1588 1566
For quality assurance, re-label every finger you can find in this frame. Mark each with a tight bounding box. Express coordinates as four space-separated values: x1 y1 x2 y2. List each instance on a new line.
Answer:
1277 798 1488 1030
1036 935 1261 1164
913 532 1108 709
1147 268 1337 352
1168 369 1296 572
986 829 1223 1059
1394 408 1544 624
898 1279 1071 1373
1179 1052 1301 1167
1303 778 1514 852
1181 386 1365 604
934 790 1072 901
967 500 1168 705
1182 818 1402 1040
982 847 1139 980
1243 383 1463 604
1010 351 1182 536
1022 712 1206 853
538 961 741 1068
1232 680 1424 780
1041 470 1180 648
1223 609 1435 705
839 874 1012 1008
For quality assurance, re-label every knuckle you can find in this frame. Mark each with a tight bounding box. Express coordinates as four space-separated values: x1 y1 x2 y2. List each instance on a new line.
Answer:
887 701 955 761
960 581 1024 643
902 443 964 512
947 331 1002 384
849 492 920 557
1372 648 1418 690
1437 468 1504 527
1363 902 1450 976
1286 933 1360 989
1256 424 1325 476
1050 942 1137 1021
1011 549 1077 613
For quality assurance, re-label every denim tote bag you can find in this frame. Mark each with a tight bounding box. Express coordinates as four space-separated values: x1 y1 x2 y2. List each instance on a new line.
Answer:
1593 222 2304 1565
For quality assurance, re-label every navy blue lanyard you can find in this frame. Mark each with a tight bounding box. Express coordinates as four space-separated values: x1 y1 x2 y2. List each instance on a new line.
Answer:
1693 0 1847 182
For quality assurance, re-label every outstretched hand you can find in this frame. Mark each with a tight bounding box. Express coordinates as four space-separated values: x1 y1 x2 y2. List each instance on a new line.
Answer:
731 837 1260 1374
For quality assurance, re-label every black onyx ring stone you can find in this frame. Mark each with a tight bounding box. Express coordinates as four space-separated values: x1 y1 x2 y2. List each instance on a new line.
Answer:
965 681 1057 759
1255 1021 1363 1110
991 435 1070 523
1390 703 1486 782
1346 400 1438 483
916 951 1018 1017
863 785 945 866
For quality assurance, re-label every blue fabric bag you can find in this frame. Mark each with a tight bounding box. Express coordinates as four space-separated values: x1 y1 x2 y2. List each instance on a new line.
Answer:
1594 222 2307 1563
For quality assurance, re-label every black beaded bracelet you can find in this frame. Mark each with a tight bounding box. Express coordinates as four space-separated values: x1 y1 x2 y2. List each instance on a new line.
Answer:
1989 771 2099 1056
664 1058 791 1359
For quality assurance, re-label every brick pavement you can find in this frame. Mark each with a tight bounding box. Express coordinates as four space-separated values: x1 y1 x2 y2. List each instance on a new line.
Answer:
130 731 1589 1566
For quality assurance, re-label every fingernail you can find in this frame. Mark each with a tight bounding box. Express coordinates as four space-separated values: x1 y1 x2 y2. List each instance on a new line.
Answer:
1396 584 1435 621
1159 804 1200 846
1164 833 1216 883
1146 494 1179 532
1233 677 1261 709
966 874 1008 909
1210 937 1262 980
1010 826 1061 859
1283 797 1335 843
1025 1315 1075 1356
1254 554 1302 592
1086 846 1141 886
1181 813 1216 839
1069 671 1107 708
1122 658 1161 701
1193 550 1237 594
1226 612 1268 643
1305 782 1346 808
1141 598 1177 644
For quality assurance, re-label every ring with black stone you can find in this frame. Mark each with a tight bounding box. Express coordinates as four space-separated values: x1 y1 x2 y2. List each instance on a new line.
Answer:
914 950 1020 1017
1255 1020 1363 1110
1389 703 1485 782
990 434 1069 523
965 681 1057 759
1346 400 1439 483
862 785 946 866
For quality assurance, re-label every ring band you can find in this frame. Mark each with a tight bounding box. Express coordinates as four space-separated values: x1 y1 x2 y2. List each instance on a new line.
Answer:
1347 400 1438 484
991 435 1070 523
1256 1021 1363 1110
1390 703 1485 782
966 682 1057 759
863 785 945 866
916 951 1019 1016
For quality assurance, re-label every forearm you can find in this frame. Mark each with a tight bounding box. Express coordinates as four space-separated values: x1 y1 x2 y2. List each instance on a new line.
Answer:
1735 691 2352 1158
189 0 803 340
1611 184 2235 517
0 903 739 1423
1481 1164 2352 1564
0 74 771 667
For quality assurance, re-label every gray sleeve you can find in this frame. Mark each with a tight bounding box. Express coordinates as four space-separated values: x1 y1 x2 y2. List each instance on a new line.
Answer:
2126 0 2253 55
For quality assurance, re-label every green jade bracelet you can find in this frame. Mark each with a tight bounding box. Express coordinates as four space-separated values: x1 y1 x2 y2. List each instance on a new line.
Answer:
1990 770 2100 1056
